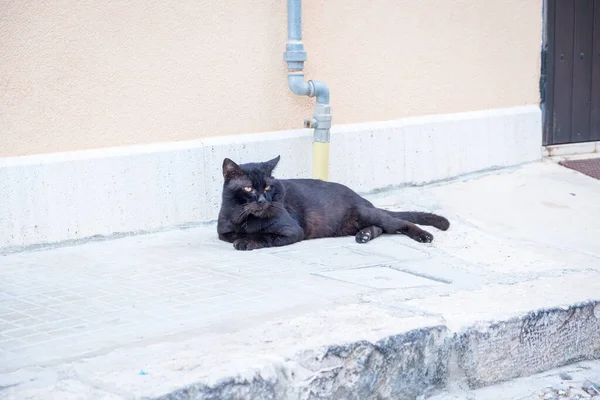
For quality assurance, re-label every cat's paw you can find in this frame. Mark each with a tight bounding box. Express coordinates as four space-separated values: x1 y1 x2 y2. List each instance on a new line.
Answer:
413 230 434 243
355 231 372 243
233 239 262 251
433 216 450 231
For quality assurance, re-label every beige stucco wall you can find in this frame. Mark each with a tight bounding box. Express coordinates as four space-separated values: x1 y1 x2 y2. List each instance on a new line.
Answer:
0 0 542 157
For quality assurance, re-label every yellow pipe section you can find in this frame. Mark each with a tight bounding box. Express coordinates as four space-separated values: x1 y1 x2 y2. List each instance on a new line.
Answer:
312 141 329 181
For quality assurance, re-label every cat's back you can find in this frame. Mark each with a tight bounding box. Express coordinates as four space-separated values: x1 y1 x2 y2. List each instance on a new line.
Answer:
281 178 354 193
279 178 371 206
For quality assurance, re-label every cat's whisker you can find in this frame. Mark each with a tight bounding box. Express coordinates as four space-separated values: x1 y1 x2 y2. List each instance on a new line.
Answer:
232 205 252 224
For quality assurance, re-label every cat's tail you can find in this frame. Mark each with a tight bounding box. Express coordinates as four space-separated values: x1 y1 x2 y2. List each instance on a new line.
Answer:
383 210 450 231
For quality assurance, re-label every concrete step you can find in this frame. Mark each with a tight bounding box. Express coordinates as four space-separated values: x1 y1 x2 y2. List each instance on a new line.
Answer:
2 273 599 400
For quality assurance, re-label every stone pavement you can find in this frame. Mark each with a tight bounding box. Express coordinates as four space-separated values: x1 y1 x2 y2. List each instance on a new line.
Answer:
1 161 600 399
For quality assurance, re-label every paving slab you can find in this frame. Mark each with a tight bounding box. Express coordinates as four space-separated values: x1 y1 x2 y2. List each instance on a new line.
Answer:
1 161 600 399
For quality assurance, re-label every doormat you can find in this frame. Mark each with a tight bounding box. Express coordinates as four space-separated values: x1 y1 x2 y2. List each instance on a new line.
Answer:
558 157 600 180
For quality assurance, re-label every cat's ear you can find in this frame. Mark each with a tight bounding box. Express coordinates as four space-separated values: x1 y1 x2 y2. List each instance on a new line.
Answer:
222 158 244 181
262 155 281 176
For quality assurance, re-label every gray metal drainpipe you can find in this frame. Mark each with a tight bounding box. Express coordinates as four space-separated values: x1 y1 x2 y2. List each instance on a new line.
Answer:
283 0 331 181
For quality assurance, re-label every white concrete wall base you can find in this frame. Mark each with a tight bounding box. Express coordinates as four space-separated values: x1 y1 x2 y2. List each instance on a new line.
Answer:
0 105 541 251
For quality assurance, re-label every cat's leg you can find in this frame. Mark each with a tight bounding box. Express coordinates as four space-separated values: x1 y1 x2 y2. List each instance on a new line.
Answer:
384 210 450 231
358 207 434 243
219 231 264 249
232 232 302 250
218 232 241 243
355 226 383 243
219 232 285 249
231 225 304 251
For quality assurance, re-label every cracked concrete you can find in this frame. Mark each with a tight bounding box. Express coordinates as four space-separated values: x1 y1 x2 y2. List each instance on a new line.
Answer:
1 161 600 399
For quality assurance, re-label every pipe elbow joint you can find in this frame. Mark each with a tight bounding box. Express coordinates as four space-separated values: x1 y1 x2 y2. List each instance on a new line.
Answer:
287 74 330 104
308 80 330 104
288 73 311 97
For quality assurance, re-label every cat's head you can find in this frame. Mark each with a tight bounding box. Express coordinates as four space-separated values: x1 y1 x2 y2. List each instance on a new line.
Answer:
221 156 283 220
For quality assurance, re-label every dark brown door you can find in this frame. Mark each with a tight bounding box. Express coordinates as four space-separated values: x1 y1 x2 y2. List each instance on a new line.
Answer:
542 0 600 145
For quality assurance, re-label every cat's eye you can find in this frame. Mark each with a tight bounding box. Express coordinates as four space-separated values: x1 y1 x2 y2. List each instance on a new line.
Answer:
264 186 271 191
243 186 252 192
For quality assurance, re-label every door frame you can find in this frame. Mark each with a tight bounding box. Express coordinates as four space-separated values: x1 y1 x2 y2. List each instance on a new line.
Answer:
541 0 555 146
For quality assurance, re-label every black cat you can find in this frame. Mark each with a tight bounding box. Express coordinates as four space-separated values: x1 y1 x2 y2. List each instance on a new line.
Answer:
217 156 449 251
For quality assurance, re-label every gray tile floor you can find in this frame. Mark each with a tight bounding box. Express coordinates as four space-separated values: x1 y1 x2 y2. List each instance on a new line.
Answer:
0 228 445 373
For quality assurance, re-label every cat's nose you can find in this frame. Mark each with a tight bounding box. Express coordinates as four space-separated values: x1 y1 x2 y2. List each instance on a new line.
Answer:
257 195 267 205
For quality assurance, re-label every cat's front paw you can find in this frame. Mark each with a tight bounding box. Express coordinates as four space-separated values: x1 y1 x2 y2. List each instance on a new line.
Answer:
233 239 262 251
